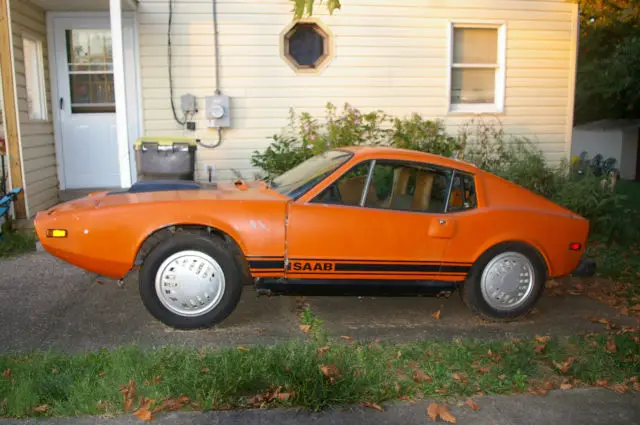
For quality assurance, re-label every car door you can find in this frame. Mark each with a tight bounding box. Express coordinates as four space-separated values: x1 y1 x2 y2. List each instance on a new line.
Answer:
285 158 467 281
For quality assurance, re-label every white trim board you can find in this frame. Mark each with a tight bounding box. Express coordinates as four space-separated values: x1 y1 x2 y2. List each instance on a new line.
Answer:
46 10 141 190
446 20 507 116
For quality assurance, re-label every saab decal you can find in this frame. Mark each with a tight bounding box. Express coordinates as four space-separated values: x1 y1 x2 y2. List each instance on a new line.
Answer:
289 261 335 272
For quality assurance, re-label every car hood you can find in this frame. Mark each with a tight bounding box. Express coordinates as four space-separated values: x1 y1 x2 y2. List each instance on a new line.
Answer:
43 180 289 215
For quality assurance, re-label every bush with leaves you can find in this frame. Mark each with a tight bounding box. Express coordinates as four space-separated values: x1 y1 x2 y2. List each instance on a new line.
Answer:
392 114 462 157
250 104 637 244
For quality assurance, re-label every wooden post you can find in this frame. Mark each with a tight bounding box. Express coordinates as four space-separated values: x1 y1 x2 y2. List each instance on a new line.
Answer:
0 0 26 218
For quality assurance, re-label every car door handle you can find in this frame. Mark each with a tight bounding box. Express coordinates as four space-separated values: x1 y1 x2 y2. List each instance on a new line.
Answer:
59 97 64 110
439 219 446 225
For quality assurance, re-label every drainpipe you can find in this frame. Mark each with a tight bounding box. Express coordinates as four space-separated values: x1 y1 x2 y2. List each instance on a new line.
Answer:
110 0 132 188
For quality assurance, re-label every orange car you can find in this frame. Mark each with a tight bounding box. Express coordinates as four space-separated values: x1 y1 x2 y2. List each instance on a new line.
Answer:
34 147 595 329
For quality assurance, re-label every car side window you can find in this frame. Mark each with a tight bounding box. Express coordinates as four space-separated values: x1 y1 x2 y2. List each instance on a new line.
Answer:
312 161 373 206
447 172 477 212
364 161 453 214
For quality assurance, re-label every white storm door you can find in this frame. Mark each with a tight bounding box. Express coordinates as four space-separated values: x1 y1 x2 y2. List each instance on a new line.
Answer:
52 16 137 189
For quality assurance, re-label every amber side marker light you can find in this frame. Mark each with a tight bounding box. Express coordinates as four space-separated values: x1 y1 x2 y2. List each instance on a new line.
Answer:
46 229 68 238
569 242 582 251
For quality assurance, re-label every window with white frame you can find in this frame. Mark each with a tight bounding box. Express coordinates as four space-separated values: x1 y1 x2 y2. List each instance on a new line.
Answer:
23 36 48 121
449 23 506 113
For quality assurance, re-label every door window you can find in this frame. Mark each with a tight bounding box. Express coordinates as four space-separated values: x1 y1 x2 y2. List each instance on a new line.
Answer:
312 160 454 214
65 29 115 114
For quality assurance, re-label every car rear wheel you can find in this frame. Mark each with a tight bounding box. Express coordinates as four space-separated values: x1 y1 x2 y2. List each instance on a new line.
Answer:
460 242 546 321
138 232 243 329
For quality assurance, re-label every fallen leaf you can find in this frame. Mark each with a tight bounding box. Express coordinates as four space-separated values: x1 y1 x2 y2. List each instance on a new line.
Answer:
320 364 342 379
534 344 547 354
544 381 554 390
436 388 447 394
99 371 105 377
340 335 353 341
395 351 403 359
452 372 468 383
237 346 249 352
120 380 137 412
498 374 507 381
552 356 576 373
413 369 433 383
317 346 331 356
399 395 416 404
2 368 11 380
560 383 573 390
631 304 640 311
612 384 629 393
51 369 57 374
299 324 311 334
33 405 48 413
432 310 441 320
477 367 491 374
438 405 457 423
427 403 439 421
465 398 480 411
605 338 617 353
276 392 293 401
595 379 608 387
535 335 551 343
133 406 153 421
361 401 384 411
633 382 640 392
200 368 210 373
488 349 502 362
96 401 106 410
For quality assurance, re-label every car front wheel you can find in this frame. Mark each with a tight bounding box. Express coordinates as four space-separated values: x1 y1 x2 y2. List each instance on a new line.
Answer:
138 232 243 329
460 242 546 321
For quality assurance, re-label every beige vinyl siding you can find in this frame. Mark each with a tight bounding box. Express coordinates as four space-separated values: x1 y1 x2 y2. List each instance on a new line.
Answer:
10 0 58 215
137 0 578 181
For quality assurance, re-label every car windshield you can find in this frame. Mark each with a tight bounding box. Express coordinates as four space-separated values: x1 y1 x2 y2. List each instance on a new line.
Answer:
271 150 353 198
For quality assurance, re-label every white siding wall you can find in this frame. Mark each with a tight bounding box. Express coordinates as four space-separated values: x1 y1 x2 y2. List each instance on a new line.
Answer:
10 0 58 215
137 0 578 181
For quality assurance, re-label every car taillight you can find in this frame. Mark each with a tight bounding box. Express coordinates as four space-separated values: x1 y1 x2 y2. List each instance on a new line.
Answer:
569 243 582 251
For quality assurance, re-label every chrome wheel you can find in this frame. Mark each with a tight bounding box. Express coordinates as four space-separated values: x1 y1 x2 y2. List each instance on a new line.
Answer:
154 250 226 317
480 252 535 311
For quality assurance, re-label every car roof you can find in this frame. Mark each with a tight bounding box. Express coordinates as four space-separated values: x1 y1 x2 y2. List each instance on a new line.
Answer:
337 146 479 173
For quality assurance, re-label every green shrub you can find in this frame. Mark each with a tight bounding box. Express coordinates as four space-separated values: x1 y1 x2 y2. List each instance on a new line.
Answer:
250 104 637 244
392 114 462 157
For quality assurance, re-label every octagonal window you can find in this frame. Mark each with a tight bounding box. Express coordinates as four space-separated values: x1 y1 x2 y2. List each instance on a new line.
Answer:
284 22 331 71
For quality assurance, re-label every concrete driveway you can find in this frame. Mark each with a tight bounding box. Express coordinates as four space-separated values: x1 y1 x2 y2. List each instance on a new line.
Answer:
0 252 634 354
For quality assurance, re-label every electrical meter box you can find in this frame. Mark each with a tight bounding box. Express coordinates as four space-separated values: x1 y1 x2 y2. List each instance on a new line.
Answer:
205 94 231 128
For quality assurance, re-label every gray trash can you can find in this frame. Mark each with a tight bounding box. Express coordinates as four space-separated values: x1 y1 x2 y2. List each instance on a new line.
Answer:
134 136 197 181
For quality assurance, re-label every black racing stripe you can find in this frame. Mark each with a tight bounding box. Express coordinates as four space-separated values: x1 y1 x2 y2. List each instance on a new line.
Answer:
290 258 440 265
334 263 441 273
290 258 472 267
248 260 285 270
440 265 471 274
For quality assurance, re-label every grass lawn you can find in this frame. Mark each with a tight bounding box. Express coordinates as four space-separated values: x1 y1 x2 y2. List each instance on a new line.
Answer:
0 230 36 259
0 306 638 420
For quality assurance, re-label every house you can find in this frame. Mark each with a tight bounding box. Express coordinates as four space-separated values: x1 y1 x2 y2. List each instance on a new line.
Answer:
571 119 640 181
0 0 579 224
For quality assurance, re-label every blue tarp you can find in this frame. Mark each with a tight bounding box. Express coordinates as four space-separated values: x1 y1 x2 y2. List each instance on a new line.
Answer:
0 188 22 239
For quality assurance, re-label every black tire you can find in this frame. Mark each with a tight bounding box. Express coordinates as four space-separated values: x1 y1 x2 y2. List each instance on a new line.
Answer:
138 232 243 329
460 242 547 321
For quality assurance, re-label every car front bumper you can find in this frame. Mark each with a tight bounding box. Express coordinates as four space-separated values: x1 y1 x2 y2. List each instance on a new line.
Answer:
571 257 597 277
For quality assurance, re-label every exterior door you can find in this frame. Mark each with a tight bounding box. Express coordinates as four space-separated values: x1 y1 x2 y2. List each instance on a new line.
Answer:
51 15 138 189
285 159 464 281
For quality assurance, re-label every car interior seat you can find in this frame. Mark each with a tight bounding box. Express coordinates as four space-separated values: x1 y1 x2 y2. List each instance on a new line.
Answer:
412 171 435 212
338 176 378 206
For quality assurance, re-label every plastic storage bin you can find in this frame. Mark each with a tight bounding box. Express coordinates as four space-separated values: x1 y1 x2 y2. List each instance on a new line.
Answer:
134 136 197 181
